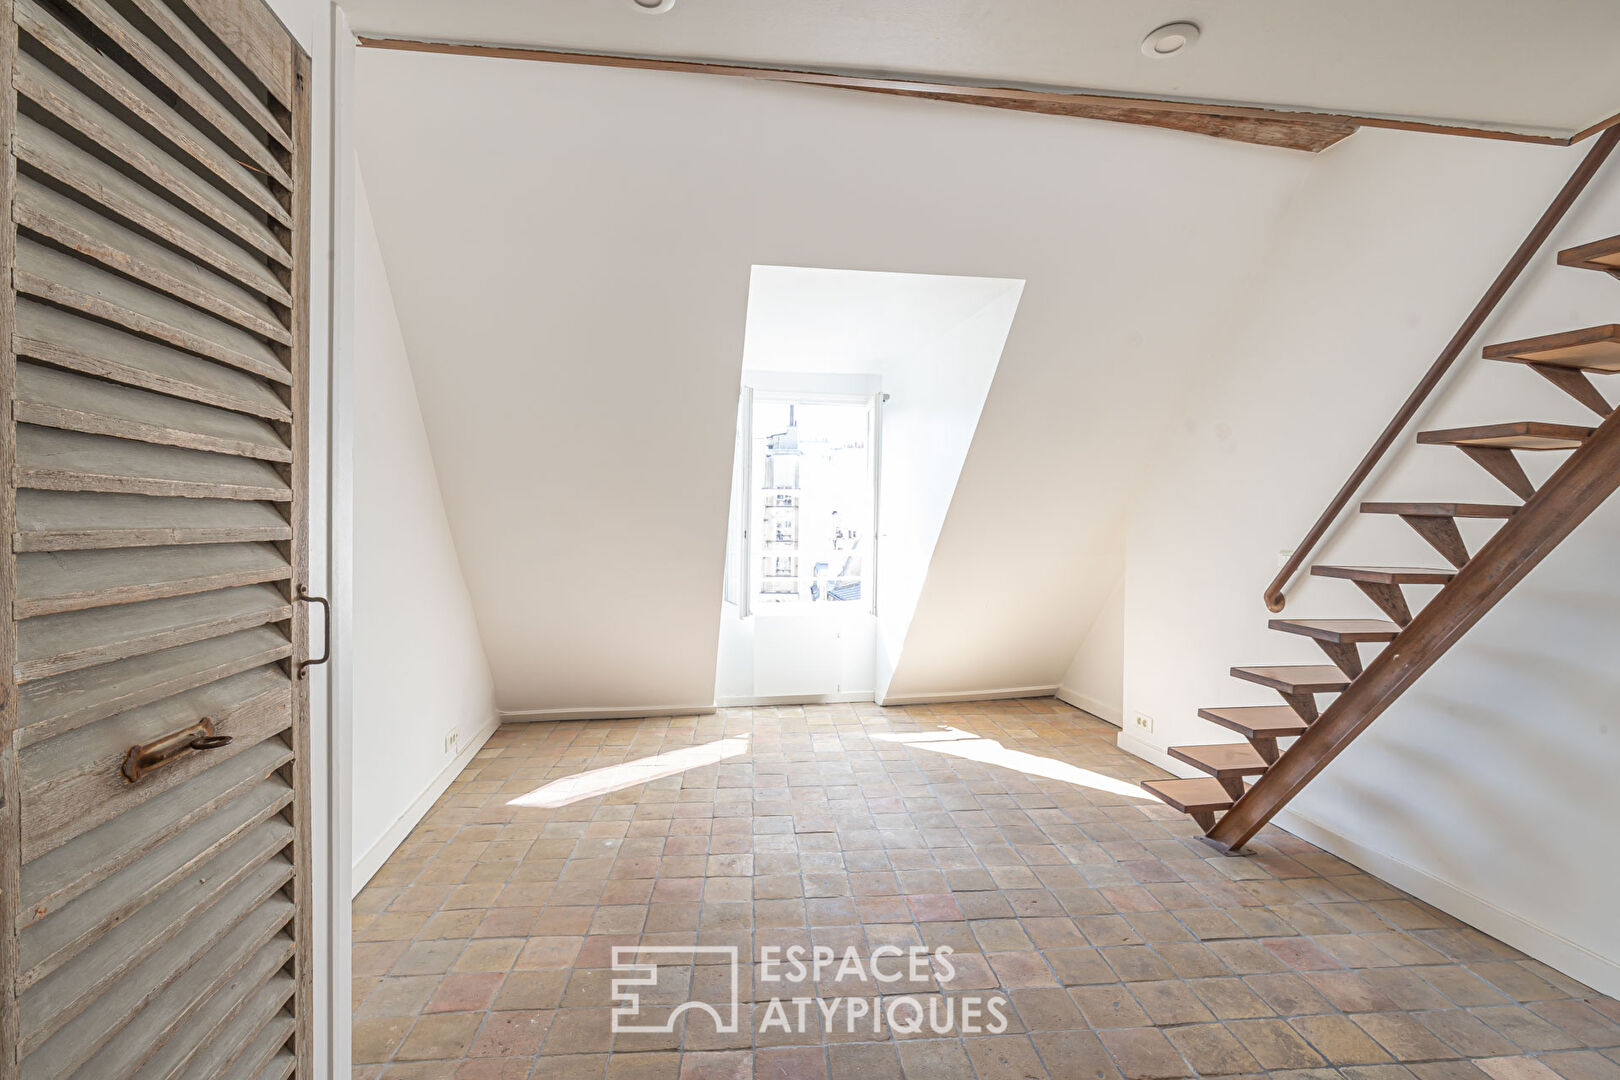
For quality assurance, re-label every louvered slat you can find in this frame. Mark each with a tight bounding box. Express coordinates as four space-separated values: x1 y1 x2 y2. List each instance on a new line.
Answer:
21 881 293 1076
120 0 291 149
76 921 295 1079
256 1049 298 1080
18 543 291 619
16 175 292 341
17 0 291 226
166 0 295 111
20 820 292 1044
16 490 292 551
17 364 292 462
142 967 294 1080
15 112 291 302
17 238 290 384
18 626 291 747
19 739 292 924
21 669 291 858
51 0 293 187
19 781 292 986
16 300 292 422
219 1013 296 1080
17 583 291 681
17 425 291 502
13 49 290 266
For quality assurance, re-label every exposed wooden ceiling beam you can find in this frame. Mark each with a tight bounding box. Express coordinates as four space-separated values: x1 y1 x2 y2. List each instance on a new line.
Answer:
356 35 1617 154
856 88 1355 153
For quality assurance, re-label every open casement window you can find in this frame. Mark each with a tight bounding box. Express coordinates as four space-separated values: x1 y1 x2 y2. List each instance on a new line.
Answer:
734 389 881 618
0 0 316 1075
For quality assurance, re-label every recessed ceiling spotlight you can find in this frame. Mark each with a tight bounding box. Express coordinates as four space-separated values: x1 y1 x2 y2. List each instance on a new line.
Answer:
1141 21 1200 58
629 0 676 12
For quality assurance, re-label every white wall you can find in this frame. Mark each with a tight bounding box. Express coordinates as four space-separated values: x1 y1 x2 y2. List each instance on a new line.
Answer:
351 169 497 886
356 49 1311 716
1118 127 1620 995
875 285 1023 700
1059 561 1124 725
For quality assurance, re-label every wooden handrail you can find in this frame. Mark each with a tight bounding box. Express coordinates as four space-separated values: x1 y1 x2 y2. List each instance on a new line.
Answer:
1264 125 1620 613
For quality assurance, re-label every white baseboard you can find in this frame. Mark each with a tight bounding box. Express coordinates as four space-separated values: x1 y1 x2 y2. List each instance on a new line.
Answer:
500 703 716 722
1057 686 1122 727
716 692 873 707
877 684 1059 706
1111 729 1620 997
1276 806 1620 999
352 714 499 896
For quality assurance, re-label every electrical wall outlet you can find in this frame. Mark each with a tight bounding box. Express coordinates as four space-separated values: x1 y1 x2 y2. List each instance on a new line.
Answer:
1278 548 1294 570
1133 713 1155 735
444 730 460 755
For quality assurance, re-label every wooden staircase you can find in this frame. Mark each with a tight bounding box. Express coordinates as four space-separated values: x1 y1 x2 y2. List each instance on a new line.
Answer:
1144 228 1620 852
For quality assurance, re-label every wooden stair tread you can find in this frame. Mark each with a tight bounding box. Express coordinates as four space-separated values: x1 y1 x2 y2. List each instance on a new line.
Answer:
1360 501 1518 519
1416 421 1593 450
1140 777 1234 814
1483 324 1620 372
1268 618 1400 643
1312 565 1456 585
1558 235 1620 274
1198 706 1310 738
1169 743 1270 778
1231 664 1351 694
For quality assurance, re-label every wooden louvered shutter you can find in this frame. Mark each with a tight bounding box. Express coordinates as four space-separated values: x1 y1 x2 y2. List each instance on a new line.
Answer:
0 0 312 1076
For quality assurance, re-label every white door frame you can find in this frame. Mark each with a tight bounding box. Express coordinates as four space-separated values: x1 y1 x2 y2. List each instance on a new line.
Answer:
304 4 357 1074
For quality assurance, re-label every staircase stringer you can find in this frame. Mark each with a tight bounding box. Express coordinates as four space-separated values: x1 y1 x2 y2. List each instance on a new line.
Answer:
1205 404 1620 851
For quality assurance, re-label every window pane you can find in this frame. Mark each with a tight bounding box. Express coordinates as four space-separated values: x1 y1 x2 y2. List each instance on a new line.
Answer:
750 398 871 609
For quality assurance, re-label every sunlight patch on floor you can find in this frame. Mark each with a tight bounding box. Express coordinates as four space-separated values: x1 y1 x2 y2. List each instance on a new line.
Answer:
873 727 1152 800
506 736 751 808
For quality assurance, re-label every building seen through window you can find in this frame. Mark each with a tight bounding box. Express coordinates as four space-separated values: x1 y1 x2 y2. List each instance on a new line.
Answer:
750 397 872 609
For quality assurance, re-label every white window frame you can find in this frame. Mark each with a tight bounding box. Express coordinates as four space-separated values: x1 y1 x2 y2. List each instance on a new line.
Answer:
735 386 754 616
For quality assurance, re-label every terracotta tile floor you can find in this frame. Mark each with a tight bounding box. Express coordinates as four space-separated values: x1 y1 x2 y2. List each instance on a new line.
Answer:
351 699 1620 1080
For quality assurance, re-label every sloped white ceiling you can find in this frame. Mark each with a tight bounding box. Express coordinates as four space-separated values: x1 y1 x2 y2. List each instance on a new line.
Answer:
341 0 1620 138
355 48 1310 713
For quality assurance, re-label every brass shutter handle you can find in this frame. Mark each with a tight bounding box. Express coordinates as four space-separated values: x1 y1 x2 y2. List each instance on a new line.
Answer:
296 587 331 679
122 718 232 784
